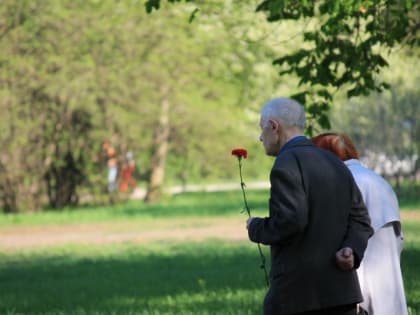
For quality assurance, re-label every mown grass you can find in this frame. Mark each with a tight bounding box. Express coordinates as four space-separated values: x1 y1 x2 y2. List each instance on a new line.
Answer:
401 221 420 315
1 185 417 227
0 190 270 227
0 242 268 315
0 189 419 314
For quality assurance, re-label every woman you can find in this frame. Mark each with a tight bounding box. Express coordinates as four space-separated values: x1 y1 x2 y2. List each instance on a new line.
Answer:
312 132 408 315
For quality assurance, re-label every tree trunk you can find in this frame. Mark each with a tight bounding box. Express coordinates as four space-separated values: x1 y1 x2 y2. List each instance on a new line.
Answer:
144 91 170 203
0 162 18 213
0 180 18 213
45 151 82 209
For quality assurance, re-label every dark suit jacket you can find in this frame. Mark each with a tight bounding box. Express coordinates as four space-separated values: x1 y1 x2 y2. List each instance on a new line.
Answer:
248 138 373 315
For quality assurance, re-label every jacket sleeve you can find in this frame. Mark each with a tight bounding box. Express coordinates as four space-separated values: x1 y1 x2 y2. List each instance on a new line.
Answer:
248 168 308 245
342 180 374 268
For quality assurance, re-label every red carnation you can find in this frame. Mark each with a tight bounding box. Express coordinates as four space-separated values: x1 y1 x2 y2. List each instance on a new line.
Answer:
231 148 248 159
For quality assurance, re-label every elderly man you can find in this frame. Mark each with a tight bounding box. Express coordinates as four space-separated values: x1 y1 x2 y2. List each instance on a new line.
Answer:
247 98 373 315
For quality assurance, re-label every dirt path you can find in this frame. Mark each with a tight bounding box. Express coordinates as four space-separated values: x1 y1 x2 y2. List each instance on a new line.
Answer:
1 211 418 252
0 217 249 251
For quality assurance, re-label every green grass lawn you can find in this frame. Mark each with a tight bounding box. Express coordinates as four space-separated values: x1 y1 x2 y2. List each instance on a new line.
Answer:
0 190 419 314
402 220 420 315
0 242 267 315
0 190 270 227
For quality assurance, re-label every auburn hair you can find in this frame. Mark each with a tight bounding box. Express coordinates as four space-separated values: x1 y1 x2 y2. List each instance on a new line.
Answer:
311 132 359 161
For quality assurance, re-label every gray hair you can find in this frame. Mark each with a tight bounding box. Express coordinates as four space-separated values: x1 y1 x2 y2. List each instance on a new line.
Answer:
260 97 305 130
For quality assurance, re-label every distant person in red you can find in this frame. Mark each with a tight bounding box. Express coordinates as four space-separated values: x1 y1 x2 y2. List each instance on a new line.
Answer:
102 141 118 193
119 151 136 193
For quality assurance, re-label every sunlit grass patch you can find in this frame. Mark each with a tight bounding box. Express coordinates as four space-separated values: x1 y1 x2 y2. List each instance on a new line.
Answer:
0 241 269 315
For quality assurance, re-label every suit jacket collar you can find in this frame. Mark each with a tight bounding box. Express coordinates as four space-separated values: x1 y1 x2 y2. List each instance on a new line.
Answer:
277 136 311 156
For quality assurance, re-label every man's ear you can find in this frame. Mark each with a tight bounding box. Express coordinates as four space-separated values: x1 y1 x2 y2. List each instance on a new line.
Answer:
268 119 280 131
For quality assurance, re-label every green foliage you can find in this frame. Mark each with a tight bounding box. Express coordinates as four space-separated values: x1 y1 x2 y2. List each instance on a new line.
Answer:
257 0 420 131
0 0 279 211
393 180 420 209
147 0 420 132
1 0 418 211
145 0 189 14
330 50 419 176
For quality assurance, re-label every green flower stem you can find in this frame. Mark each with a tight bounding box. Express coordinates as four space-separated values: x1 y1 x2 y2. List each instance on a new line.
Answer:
237 157 269 287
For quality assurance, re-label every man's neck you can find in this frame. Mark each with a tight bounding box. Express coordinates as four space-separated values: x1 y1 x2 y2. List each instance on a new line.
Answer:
278 129 305 152
284 128 305 142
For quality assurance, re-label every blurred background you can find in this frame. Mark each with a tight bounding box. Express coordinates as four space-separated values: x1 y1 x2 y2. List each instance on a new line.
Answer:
0 0 418 213
0 1 419 314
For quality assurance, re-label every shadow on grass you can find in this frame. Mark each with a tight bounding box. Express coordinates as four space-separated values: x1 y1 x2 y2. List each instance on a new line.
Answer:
0 242 268 314
1 240 419 314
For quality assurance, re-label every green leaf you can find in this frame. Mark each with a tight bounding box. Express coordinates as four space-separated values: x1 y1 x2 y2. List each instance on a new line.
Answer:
316 89 332 101
188 8 200 23
317 113 331 129
145 0 161 13
290 91 308 105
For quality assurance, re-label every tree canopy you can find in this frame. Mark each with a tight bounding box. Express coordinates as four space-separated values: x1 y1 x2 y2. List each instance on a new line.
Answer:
0 0 418 212
0 0 278 211
146 0 419 133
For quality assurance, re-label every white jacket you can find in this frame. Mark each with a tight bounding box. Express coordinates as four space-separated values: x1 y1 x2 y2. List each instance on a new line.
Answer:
345 159 408 315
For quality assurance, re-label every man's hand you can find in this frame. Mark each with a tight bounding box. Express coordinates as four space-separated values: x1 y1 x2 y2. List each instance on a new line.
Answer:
246 217 255 230
336 247 354 270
